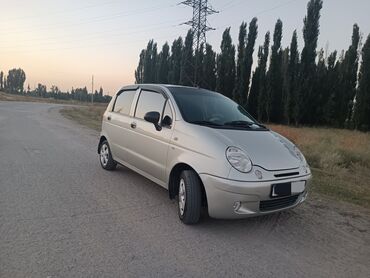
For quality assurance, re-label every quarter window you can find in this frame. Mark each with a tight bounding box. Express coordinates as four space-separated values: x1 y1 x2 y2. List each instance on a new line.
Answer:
135 90 166 119
162 101 173 127
113 90 136 115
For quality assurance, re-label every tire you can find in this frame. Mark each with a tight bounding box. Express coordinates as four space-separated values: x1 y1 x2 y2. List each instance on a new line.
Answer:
178 170 202 224
99 140 117 171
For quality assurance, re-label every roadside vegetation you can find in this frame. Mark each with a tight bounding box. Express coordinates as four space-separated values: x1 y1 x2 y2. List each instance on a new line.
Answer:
0 91 103 105
270 125 370 208
0 69 111 103
60 105 370 209
60 106 106 131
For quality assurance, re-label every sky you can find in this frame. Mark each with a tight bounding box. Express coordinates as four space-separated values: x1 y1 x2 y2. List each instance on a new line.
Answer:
0 0 369 95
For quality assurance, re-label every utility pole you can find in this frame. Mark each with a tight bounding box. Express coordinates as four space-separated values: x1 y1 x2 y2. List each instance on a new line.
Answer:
180 0 218 85
91 75 94 104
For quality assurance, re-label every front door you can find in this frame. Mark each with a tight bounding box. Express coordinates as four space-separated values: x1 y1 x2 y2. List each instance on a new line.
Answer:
124 89 173 184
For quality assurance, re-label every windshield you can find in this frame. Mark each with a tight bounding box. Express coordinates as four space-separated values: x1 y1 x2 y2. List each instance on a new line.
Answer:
170 87 266 130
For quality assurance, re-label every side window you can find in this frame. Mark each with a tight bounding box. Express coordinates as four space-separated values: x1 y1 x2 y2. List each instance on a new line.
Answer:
113 90 136 115
162 101 173 127
135 90 166 119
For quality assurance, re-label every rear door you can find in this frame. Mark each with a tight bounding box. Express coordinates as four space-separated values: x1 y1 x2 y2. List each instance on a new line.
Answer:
105 89 138 162
124 89 174 185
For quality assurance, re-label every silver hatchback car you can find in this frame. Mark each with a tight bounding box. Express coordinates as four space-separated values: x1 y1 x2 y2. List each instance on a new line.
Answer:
98 84 311 224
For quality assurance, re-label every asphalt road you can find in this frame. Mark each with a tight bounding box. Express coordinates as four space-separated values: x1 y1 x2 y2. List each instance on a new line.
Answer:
0 101 369 278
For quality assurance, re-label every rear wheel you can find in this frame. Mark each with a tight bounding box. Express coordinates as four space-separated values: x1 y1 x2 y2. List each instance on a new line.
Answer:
99 140 117 171
178 170 202 224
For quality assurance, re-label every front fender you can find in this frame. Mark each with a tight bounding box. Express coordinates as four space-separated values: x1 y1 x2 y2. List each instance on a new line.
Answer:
166 143 232 185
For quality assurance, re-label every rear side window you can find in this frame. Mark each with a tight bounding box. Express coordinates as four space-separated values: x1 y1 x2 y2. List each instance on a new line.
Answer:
113 90 136 115
135 90 166 119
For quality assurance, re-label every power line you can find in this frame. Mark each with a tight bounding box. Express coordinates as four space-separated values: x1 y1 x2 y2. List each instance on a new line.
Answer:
0 3 176 35
219 0 246 12
0 19 185 50
216 0 303 30
255 0 302 16
0 0 120 22
0 33 177 54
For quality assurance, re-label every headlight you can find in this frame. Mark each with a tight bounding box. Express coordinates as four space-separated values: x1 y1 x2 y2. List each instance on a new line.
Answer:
293 146 306 163
226 147 253 173
271 131 307 165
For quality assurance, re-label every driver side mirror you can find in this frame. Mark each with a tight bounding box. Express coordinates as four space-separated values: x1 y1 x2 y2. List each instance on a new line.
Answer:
144 111 162 131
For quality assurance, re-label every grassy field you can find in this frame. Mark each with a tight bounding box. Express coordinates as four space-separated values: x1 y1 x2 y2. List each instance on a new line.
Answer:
60 106 107 131
59 105 370 209
0 91 107 106
270 125 370 208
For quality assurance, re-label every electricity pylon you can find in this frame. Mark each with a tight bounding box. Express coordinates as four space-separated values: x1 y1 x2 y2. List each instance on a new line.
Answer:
180 0 218 85
180 0 218 53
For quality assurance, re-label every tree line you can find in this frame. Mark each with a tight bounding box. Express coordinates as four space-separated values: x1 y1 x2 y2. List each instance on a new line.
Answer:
0 68 111 103
135 0 370 131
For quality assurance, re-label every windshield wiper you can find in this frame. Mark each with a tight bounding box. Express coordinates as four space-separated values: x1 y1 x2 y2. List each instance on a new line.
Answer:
224 121 267 129
189 120 222 127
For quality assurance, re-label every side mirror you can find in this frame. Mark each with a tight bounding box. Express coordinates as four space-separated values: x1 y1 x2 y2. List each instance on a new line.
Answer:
144 111 162 131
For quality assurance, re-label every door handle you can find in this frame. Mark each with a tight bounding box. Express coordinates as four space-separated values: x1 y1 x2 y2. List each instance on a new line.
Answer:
130 122 137 129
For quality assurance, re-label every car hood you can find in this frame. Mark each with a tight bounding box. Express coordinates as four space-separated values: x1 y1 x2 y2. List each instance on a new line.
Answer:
211 128 301 171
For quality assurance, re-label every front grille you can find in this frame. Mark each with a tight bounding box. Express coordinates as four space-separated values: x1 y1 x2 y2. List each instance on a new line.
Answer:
259 195 299 212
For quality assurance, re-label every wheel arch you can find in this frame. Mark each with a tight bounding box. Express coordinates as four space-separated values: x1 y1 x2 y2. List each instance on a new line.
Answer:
168 163 208 207
98 135 107 153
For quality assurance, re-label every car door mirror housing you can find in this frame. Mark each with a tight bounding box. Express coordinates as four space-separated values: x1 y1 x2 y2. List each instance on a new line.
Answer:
144 111 162 131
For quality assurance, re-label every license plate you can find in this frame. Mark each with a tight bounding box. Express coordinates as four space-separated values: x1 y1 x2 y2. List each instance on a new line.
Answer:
291 181 306 194
271 182 291 198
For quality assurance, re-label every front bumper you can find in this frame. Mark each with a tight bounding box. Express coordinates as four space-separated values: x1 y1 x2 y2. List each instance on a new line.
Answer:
200 173 312 219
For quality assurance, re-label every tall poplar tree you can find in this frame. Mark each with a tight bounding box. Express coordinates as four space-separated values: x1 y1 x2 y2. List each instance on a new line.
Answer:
143 40 157 83
256 31 271 121
135 49 145 84
180 30 194 86
168 37 183 85
234 22 247 102
296 0 323 124
336 24 360 126
284 30 299 124
313 48 329 124
157 42 170 84
242 17 258 106
194 43 204 87
324 51 340 124
267 19 283 123
216 27 236 98
202 43 217 90
354 34 370 130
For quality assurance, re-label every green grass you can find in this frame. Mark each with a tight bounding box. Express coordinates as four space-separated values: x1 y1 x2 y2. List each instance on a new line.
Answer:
269 125 370 208
0 91 108 106
60 106 107 131
59 106 370 209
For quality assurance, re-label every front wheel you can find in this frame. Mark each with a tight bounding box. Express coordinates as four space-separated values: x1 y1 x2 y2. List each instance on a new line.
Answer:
178 170 202 224
99 140 117 171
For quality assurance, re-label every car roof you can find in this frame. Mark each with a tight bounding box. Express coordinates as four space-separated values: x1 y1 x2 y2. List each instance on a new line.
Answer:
120 84 217 93
118 84 203 92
